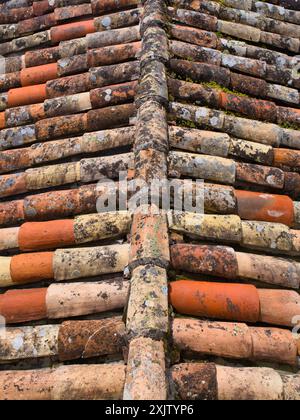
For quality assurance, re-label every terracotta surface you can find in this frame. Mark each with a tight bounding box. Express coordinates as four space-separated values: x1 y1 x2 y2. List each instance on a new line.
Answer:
33 1 53 16
173 318 252 360
50 20 96 43
10 252 54 283
123 337 167 400
87 41 141 67
0 364 125 400
29 103 46 121
172 318 298 366
216 365 284 400
0 323 59 362
58 317 126 361
171 363 218 400
129 206 170 267
274 148 300 168
0 113 5 129
236 251 300 289
235 190 295 226
0 200 24 227
24 188 81 220
0 288 47 323
92 0 138 15
7 84 47 107
236 162 284 189
0 173 27 198
251 327 298 366
18 219 75 251
169 280 260 322
0 227 19 250
25 46 60 67
219 91 277 122
170 243 238 278
258 289 300 327
90 81 137 108
20 63 58 86
45 280 129 319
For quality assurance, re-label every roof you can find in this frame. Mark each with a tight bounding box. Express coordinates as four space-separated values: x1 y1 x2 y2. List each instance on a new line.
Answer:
0 0 300 400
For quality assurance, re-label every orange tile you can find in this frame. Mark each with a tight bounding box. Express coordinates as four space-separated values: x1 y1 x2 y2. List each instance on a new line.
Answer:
219 91 277 122
10 252 54 284
170 244 238 278
20 63 58 86
0 112 6 129
0 288 47 324
274 148 300 169
7 84 47 108
169 280 260 323
19 219 75 251
235 189 294 226
50 20 96 43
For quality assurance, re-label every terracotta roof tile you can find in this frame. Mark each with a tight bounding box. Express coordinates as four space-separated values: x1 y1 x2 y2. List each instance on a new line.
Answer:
171 363 300 400
0 277 129 322
1 316 299 367
0 363 125 399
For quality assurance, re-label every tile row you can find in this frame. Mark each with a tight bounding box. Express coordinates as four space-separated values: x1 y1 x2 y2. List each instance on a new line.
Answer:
3 148 300 198
0 41 141 92
0 15 140 56
169 4 299 52
0 317 299 366
1 182 299 227
0 6 141 42
0 211 131 251
0 103 135 150
0 60 139 111
222 0 300 22
0 243 129 287
0 361 300 399
2 123 300 174
0 274 299 326
2 234 300 289
171 39 300 94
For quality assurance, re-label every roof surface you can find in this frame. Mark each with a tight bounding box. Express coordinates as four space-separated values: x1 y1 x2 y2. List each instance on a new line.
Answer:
0 0 300 400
